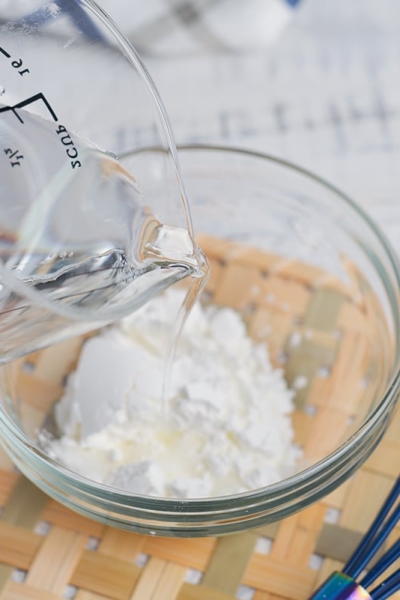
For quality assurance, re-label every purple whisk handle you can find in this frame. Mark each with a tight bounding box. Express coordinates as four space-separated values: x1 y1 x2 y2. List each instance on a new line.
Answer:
309 572 371 600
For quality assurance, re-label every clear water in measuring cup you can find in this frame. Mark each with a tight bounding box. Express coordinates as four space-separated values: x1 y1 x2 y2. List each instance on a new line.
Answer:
0 109 207 363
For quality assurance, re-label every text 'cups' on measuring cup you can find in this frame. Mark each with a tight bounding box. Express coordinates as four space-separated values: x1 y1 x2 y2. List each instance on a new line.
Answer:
0 1 202 362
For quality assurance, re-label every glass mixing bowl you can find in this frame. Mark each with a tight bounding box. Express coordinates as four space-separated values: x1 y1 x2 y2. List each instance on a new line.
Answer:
0 146 399 537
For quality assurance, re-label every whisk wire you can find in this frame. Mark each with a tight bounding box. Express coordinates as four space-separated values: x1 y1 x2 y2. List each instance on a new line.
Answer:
343 478 400 579
370 568 400 600
309 477 399 600
360 539 400 588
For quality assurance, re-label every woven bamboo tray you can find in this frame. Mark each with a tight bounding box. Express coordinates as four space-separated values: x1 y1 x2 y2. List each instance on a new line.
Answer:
0 235 398 600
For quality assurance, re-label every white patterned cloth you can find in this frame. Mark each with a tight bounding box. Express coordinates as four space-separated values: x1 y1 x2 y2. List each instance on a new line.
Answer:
101 0 301 54
1 0 301 54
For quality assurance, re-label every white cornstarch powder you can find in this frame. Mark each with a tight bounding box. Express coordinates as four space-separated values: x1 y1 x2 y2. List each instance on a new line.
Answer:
44 289 300 498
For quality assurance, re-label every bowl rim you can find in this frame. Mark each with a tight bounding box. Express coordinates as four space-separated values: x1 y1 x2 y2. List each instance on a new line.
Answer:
2 143 400 515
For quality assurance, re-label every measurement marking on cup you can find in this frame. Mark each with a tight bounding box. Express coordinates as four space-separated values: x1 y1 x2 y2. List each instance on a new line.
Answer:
0 95 81 169
0 46 81 169
0 93 58 124
4 147 24 167
0 46 30 76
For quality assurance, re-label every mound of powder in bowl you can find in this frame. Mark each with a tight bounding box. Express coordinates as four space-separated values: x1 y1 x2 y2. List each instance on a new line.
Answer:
43 288 301 498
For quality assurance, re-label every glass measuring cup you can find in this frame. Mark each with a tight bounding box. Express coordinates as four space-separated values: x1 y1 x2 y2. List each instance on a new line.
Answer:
0 1 202 362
